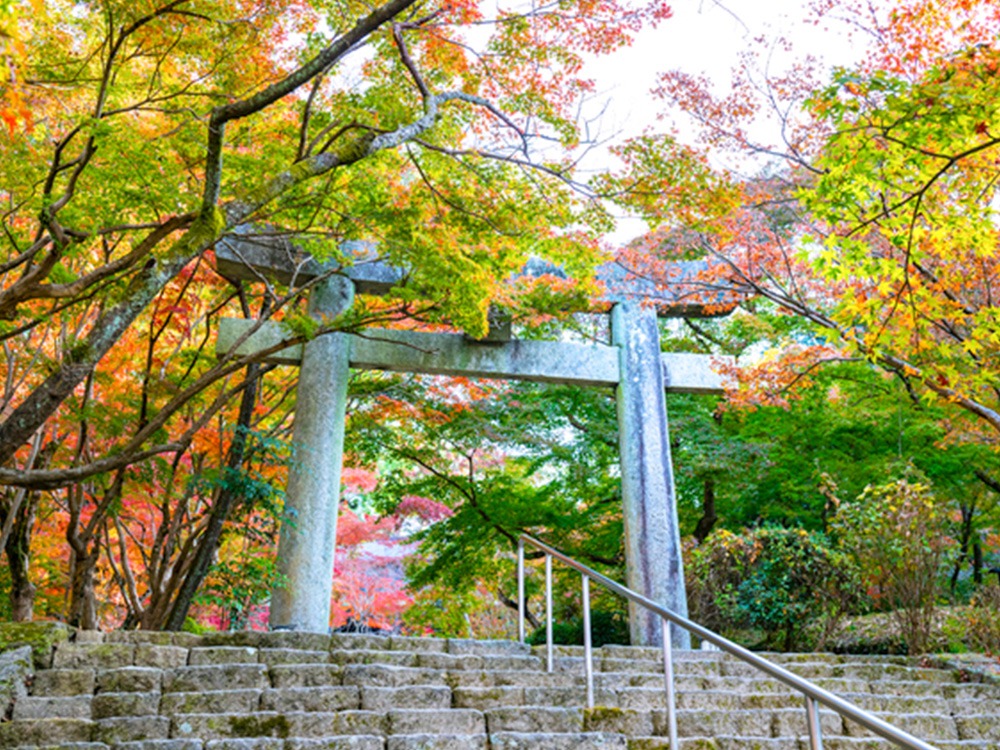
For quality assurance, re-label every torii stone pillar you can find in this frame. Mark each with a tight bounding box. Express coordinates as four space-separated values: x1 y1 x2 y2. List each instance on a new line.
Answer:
270 277 353 632
613 302 689 648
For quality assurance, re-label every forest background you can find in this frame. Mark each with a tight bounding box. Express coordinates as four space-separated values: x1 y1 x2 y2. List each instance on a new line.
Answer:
0 0 999 657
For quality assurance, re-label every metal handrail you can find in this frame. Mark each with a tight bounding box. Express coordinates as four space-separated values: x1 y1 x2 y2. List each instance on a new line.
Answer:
516 534 939 750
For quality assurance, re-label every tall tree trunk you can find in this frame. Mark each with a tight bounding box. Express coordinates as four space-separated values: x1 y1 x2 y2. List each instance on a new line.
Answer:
693 478 717 544
67 545 100 629
950 502 975 593
162 363 261 631
2 491 38 621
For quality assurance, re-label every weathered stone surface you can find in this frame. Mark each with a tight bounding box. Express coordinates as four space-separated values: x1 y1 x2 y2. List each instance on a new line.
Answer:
446 640 528 657
485 707 583 734
96 667 163 693
389 637 446 654
668 709 771 738
260 686 360 712
164 665 268 693
188 647 260 666
612 302 689 649
415 654 481 671
92 716 170 743
204 741 284 750
360 686 451 711
386 734 488 750
0 622 72 669
13 695 93 720
285 734 385 750
0 718 93 748
30 668 95 697
770 707 842 737
134 646 189 670
106 632 175 646
488 731 628 749
583 707 652 736
329 635 389 652
0 645 32 714
387 709 485 736
91 691 160 719
284 710 387 738
284 738 384 750
73 632 105 644
54 644 136 670
115 741 203 750
330 651 417 668
956 715 1000 741
453 686 524 710
480 656 541 672
171 712 291 741
159 689 261 715
525 687 618 709
257 649 329 666
341 665 446 688
269 664 343 688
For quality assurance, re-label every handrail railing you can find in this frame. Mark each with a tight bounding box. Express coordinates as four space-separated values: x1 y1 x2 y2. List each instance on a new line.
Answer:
516 534 938 750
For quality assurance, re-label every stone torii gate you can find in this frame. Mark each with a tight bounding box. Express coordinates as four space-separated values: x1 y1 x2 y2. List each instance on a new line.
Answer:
214 235 728 648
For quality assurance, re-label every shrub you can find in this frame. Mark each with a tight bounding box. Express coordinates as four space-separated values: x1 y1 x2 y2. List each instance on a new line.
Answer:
686 526 860 651
830 474 957 655
527 609 629 647
967 582 1000 654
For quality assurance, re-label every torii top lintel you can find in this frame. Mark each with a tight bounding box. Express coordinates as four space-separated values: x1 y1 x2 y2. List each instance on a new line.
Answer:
215 230 729 320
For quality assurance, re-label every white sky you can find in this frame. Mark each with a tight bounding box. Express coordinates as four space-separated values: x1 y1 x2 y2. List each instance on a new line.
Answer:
580 0 866 245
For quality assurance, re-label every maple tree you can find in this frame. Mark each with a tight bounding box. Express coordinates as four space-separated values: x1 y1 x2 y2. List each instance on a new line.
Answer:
0 0 674 625
608 0 1000 453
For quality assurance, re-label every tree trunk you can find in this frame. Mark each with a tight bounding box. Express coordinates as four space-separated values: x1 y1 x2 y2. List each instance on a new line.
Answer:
161 363 261 631
974 541 984 585
693 478 718 544
67 546 100 630
1 490 38 621
950 502 975 593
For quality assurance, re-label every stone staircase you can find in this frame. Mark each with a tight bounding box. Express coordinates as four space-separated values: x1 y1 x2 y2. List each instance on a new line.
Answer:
1 630 999 750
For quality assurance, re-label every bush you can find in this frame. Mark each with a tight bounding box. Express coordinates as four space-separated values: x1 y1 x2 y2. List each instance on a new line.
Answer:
527 609 629 647
967 582 1000 654
830 474 957 655
686 526 860 651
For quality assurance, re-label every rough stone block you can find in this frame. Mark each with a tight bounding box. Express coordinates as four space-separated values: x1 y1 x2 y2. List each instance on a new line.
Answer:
204 741 284 750
386 734 488 750
956 715 1000 741
30 668 95 698
669 709 771 738
770 707 842 737
525 687 618 708
257 648 329 666
453 686 524 710
487 670 575 689
360 686 451 711
330 650 417 668
97 667 163 693
269 664 343 688
480 656 541 672
0 718 94 748
188 647 260 666
114 741 202 750
164 664 268 693
106 632 175 646
159 689 261 715
0 621 71 669
389 637 447 654
73 631 106 644
284 737 385 750
329 634 389 652
171 712 292 741
845 712 958 741
260 686 360 712
92 716 171 744
13 694 93 720
91 692 160 720
583 707 653 736
284 710 387 737
54 643 136 670
134 646 189 670
600 646 661 662
601 659 661 675
715 737 799 750
488 731 627 749
0 645 32 713
170 633 203 649
342 665 446 688
414 653 482 671
387 708 485 736
485 707 583 734
446 640 528 657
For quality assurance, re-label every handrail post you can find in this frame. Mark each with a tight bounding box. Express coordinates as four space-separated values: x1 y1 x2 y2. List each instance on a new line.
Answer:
661 617 678 750
806 694 824 750
517 538 525 643
582 574 594 709
545 553 553 673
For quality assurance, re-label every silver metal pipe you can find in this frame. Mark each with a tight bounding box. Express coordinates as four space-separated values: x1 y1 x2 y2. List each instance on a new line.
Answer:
807 695 824 750
517 538 525 643
519 534 938 750
545 553 553 673
582 574 594 709
661 617 677 750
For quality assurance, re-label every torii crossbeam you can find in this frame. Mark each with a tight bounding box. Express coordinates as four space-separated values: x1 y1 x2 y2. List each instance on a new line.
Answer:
214 232 731 647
